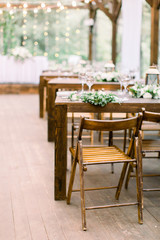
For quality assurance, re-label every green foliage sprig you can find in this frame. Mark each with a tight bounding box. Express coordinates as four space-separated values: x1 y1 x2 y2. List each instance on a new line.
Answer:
69 91 120 107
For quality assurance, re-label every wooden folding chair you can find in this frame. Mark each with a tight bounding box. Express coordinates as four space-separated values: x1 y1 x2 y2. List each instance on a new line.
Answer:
67 114 143 230
125 109 160 193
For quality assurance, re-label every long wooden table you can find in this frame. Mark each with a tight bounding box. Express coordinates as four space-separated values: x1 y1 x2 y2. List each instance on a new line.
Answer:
39 71 78 118
48 78 122 142
54 95 160 200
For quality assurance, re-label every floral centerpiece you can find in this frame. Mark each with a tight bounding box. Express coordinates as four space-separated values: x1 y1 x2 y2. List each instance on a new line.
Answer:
94 71 119 82
129 83 160 99
9 47 32 62
69 91 120 107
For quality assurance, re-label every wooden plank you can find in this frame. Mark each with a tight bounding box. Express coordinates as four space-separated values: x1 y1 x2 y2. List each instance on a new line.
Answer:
150 0 159 65
0 84 38 94
55 105 67 200
1 94 160 238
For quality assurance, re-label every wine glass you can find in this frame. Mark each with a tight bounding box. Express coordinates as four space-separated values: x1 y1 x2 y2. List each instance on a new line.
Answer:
117 73 125 95
85 71 94 92
78 70 86 93
122 74 131 94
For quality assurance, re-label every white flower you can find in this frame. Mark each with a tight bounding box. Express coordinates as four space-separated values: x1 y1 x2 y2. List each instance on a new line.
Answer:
71 94 78 101
98 90 106 95
157 89 160 96
101 73 108 80
96 74 102 81
10 47 32 62
143 92 152 99
105 72 113 81
140 89 145 95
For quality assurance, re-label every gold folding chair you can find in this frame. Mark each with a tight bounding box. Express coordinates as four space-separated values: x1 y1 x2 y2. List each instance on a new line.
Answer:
67 114 143 230
125 109 160 193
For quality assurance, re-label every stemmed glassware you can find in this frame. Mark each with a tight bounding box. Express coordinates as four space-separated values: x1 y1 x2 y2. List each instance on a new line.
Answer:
85 71 95 92
117 73 125 95
123 74 131 93
78 69 86 93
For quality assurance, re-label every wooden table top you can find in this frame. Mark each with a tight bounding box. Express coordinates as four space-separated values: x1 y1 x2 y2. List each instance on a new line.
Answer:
48 78 121 85
55 93 160 113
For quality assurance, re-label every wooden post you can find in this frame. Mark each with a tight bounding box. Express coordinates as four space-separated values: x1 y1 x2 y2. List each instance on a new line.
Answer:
55 104 67 200
94 0 121 64
150 0 159 65
48 84 56 142
88 4 96 62
112 0 122 64
112 21 117 64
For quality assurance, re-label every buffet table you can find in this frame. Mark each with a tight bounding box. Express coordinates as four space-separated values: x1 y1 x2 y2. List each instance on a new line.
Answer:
0 56 48 84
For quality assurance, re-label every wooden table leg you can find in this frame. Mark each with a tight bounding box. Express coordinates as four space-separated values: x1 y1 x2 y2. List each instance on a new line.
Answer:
39 76 45 118
48 84 56 142
55 105 67 200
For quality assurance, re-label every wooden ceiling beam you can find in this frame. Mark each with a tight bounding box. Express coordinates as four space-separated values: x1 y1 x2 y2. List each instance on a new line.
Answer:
146 0 153 6
113 0 122 21
94 0 114 21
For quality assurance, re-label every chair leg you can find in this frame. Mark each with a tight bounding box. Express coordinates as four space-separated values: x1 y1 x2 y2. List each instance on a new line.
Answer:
123 129 127 152
135 135 143 223
125 163 134 189
90 130 94 145
71 113 74 164
99 113 103 144
67 158 77 204
115 162 128 200
79 159 87 231
136 160 143 224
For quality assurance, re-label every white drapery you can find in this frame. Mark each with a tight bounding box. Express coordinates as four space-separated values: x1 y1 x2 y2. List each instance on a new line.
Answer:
0 56 48 84
121 0 143 79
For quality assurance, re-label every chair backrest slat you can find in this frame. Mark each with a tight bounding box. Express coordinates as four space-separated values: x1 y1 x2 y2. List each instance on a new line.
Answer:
82 116 141 131
142 109 160 123
77 113 143 141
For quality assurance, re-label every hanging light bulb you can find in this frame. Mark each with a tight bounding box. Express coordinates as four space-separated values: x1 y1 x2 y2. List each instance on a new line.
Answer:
41 3 46 8
7 2 11 8
9 10 14 15
34 8 38 14
23 3 28 8
47 8 51 13
23 10 27 15
72 1 77 7
60 5 64 10
57 1 61 7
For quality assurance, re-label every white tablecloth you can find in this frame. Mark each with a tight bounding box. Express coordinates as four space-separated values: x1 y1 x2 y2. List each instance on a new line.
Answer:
0 56 48 84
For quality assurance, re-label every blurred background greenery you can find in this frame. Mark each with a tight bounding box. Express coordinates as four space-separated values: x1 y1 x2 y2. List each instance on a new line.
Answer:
0 1 156 76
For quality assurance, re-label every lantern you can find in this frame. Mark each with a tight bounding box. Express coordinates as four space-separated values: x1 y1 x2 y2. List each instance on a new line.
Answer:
145 65 160 85
104 61 115 73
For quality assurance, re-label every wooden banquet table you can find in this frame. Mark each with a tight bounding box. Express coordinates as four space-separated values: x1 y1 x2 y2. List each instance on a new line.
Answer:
47 78 123 142
54 94 160 200
39 71 78 118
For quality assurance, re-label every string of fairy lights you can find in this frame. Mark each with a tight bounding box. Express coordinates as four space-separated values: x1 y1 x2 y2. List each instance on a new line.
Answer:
0 1 90 58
